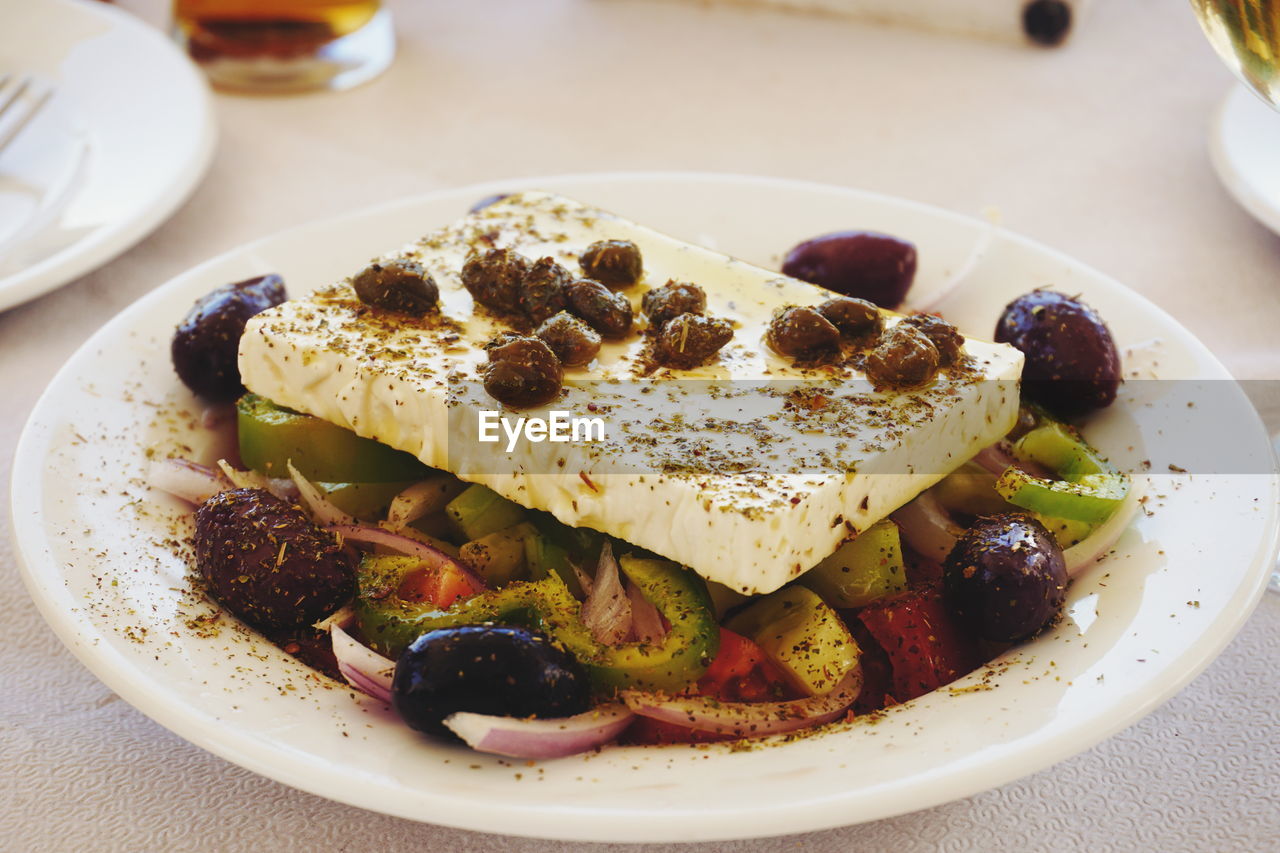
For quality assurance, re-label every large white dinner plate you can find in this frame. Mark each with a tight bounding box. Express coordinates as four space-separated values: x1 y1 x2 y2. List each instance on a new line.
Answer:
1210 84 1280 236
0 0 216 312
12 174 1279 842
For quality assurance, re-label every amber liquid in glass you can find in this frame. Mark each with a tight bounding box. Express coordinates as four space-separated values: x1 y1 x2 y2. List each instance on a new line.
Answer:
173 0 391 92
1190 0 1280 105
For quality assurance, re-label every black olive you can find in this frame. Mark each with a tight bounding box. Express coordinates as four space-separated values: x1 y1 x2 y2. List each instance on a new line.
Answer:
482 335 563 408
194 488 354 633
462 248 530 314
564 277 633 339
536 311 602 367
782 231 917 309
994 290 1121 417
655 313 733 369
816 295 883 339
519 257 570 324
943 514 1067 642
351 258 439 315
171 273 287 401
766 305 840 360
1022 0 1072 47
864 323 940 390
579 240 643 288
899 313 964 366
641 280 705 330
392 625 591 739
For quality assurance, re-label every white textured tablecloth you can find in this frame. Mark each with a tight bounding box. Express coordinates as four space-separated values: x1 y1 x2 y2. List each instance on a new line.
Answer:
3 1 1278 850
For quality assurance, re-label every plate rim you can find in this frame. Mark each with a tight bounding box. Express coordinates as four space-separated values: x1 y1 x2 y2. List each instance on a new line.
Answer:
11 171 1280 842
0 0 218 313
1209 83 1280 237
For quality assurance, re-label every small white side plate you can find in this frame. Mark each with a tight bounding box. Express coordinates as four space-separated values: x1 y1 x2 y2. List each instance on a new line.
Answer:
1210 83 1280 236
0 0 216 312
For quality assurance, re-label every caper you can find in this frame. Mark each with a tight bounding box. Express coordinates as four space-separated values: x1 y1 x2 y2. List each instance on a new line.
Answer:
579 240 643 288
519 257 571 324
864 323 940 390
766 305 840 360
482 335 563 408
564 277 633 339
641 280 705 330
655 313 733 369
352 259 439 315
462 248 530 314
816 296 883 339
899 313 964 366
536 311 602 367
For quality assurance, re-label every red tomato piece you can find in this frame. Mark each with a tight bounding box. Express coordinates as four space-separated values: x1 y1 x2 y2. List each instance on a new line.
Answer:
856 586 979 703
396 562 485 610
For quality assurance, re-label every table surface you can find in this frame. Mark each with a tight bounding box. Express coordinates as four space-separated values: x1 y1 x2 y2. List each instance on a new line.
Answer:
3 1 1278 850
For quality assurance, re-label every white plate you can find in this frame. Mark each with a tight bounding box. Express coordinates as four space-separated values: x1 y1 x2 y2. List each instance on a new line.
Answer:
1210 84 1280 236
0 0 216 312
12 174 1279 843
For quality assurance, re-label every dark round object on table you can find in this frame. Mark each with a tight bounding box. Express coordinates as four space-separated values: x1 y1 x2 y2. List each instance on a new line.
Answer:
519 257 571 324
899 313 965 366
462 248 530 314
194 488 354 633
351 258 439 315
482 335 564 408
1022 0 1072 47
816 295 883 339
943 513 1068 642
579 239 643 288
766 305 840 359
392 625 592 738
171 273 287 401
994 289 1121 417
655 313 734 369
641 280 706 330
536 311 602 367
782 231 917 309
864 322 940 390
564 277 633 339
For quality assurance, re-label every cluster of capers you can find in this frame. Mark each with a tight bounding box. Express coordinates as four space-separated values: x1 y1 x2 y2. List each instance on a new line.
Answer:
765 295 883 362
864 313 965 390
474 240 644 407
641 281 734 369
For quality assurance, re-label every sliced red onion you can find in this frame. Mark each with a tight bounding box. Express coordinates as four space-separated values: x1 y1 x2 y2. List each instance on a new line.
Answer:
1064 478 1144 576
329 523 486 587
972 442 1054 480
893 490 964 563
386 475 465 530
148 458 229 504
287 460 356 527
213 459 296 500
331 624 394 703
200 403 236 430
622 669 863 738
312 603 356 632
571 559 594 598
626 579 666 644
581 542 632 646
444 704 634 759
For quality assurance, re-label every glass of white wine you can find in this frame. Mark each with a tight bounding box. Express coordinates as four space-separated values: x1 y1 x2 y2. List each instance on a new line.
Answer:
1190 0 1280 106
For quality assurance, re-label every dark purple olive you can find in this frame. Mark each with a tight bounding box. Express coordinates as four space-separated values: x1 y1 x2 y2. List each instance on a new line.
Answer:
943 514 1067 642
994 290 1120 418
392 625 591 738
172 274 287 401
194 488 354 633
782 231 917 309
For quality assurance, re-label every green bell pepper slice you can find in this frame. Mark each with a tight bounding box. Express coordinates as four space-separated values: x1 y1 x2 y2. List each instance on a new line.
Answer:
995 421 1129 524
355 554 719 694
237 393 429 483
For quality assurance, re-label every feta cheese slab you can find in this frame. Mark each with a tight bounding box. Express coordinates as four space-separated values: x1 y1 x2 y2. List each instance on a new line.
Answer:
239 192 1022 594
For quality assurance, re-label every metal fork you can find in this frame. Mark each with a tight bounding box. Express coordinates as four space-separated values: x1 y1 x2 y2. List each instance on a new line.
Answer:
0 73 53 155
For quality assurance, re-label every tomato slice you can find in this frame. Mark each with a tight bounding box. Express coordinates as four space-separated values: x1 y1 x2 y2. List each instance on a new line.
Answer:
856 586 979 703
396 563 485 610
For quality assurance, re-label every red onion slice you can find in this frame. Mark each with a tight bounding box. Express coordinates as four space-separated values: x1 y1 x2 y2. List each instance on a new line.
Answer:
331 624 394 703
581 542 632 646
444 704 635 759
287 460 356 527
329 522 481 581
893 490 964 563
621 669 863 738
1064 478 1144 576
148 458 230 504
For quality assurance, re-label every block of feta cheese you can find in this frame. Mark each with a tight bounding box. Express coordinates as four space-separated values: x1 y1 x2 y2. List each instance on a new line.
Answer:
239 192 1022 594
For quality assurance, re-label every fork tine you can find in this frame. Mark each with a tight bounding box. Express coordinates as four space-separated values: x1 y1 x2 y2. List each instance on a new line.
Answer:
0 77 51 155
